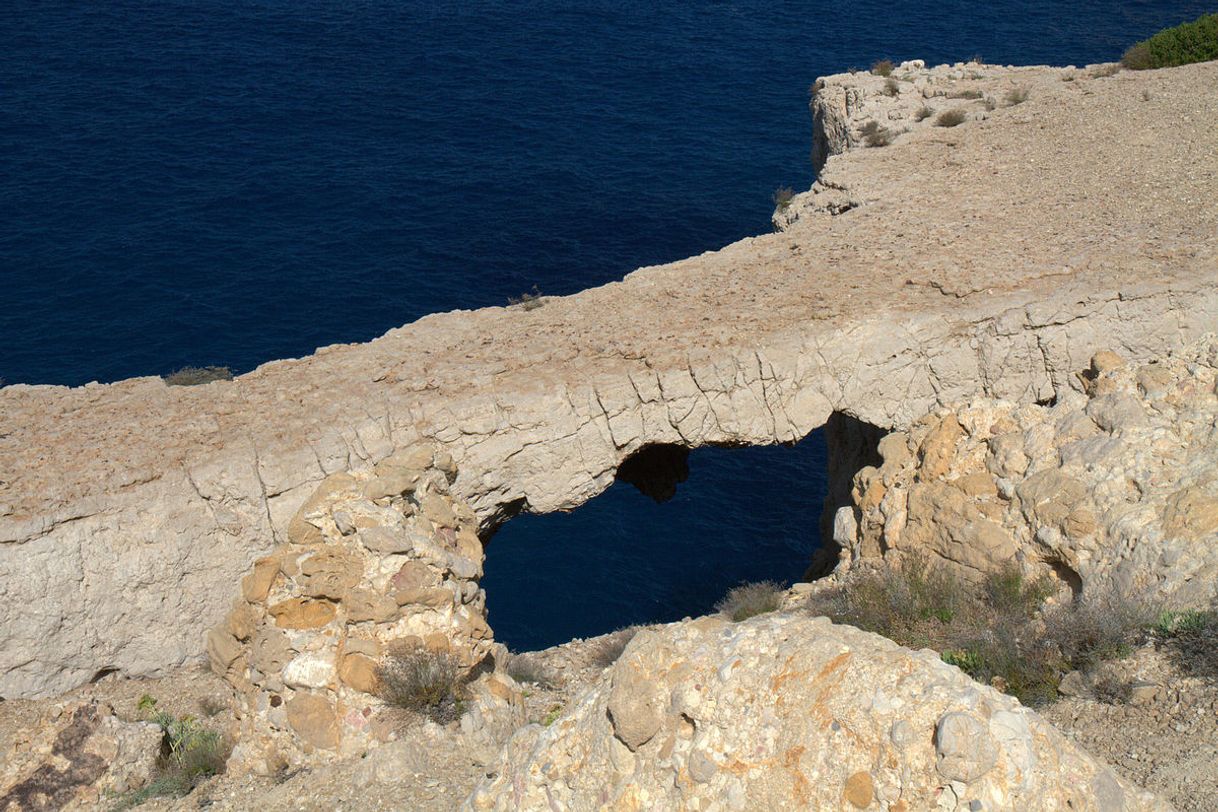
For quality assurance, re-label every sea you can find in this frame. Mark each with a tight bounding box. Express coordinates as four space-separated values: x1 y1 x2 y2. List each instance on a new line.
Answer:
2 1 1211 651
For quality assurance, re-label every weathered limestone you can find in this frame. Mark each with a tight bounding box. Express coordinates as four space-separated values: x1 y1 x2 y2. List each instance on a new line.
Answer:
838 341 1218 607
1 60 1216 699
467 614 1168 811
209 445 500 767
0 701 162 810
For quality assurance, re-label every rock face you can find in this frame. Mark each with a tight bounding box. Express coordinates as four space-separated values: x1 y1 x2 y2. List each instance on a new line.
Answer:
206 445 503 766
1 60 1216 699
0 701 162 811
840 341 1218 606
467 614 1168 811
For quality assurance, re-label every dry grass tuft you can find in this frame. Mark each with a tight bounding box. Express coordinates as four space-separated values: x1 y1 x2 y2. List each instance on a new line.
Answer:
870 59 894 77
716 581 784 622
377 649 465 723
1005 85 1030 106
163 366 233 386
935 109 968 128
588 626 642 669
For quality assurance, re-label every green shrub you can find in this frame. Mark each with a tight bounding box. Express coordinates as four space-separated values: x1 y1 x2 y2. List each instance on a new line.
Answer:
1122 13 1218 70
807 559 1156 706
377 649 465 723
871 59 894 77
772 186 795 211
163 366 232 386
112 700 227 809
1156 608 1218 678
935 109 968 128
717 581 785 622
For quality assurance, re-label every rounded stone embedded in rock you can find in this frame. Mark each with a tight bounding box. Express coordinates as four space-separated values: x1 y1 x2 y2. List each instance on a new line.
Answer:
269 598 336 629
286 692 340 750
242 556 281 603
843 771 875 808
935 712 999 783
298 548 362 600
358 526 414 555
344 588 400 623
607 661 664 752
283 651 337 690
206 627 244 676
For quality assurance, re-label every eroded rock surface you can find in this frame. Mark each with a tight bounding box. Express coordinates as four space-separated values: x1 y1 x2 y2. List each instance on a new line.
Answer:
1 60 1216 698
840 341 1218 606
467 614 1169 811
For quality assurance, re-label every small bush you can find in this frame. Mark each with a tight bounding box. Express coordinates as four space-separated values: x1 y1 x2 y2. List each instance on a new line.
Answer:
882 78 900 97
935 109 968 128
717 581 784 622
1157 608 1218 678
506 653 556 688
1090 63 1122 78
772 186 795 211
1005 86 1030 106
871 59 894 77
1043 594 1154 670
1122 13 1218 70
508 286 544 311
948 88 984 100
913 106 934 122
982 563 1053 618
983 96 997 111
163 366 233 386
588 626 641 669
377 649 465 723
859 120 893 148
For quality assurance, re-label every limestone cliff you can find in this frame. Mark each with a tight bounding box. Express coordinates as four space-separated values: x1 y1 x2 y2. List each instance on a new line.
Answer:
1 60 1216 699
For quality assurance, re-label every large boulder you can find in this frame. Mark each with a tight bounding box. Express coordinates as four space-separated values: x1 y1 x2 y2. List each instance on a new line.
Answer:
466 614 1168 811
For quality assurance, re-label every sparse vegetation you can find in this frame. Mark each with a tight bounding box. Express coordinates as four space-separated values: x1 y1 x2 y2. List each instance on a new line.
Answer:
163 366 233 386
983 95 997 111
882 78 900 97
508 285 544 311
377 649 466 723
1121 13 1218 71
588 626 642 668
111 695 228 809
913 105 934 122
772 186 795 211
716 581 784 622
541 704 563 726
859 120 894 148
1090 63 1122 78
1005 85 1030 105
870 59 894 77
807 559 1156 705
948 88 984 100
506 652 557 688
1156 608 1218 678
935 109 968 128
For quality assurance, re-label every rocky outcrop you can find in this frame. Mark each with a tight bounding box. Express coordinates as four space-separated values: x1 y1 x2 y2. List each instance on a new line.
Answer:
1 60 1216 699
467 613 1168 811
0 701 162 811
205 445 515 768
839 341 1218 606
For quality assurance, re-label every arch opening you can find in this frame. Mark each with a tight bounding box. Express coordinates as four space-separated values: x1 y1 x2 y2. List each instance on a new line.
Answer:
480 426 866 652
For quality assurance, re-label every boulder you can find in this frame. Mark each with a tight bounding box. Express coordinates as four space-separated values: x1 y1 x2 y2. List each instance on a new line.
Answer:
466 614 1167 811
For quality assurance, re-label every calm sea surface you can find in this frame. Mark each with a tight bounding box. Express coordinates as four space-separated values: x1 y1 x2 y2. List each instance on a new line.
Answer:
2 1 1210 649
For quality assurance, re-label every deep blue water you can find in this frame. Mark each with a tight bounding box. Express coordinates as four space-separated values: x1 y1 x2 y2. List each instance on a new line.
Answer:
2 1 1212 650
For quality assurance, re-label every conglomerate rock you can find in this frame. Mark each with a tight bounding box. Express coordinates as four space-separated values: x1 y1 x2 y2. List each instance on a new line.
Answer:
837 340 1218 606
467 613 1169 811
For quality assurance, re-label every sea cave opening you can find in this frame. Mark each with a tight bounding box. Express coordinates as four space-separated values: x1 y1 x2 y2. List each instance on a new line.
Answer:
480 413 886 652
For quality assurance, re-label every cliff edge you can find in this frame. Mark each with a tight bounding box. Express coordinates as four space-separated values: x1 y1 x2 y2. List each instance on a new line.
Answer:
1 60 1216 699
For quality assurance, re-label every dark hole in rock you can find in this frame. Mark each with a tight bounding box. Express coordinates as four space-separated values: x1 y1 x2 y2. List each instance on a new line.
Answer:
1049 559 1083 601
614 443 690 503
90 667 119 684
482 431 831 651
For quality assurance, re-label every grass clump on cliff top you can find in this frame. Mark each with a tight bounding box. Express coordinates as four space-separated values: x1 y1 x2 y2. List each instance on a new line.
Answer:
859 120 894 148
163 365 233 386
1005 85 1030 106
935 109 968 128
1122 13 1218 70
588 625 643 668
772 186 795 212
870 59 894 77
717 581 784 622
807 557 1156 706
508 285 544 311
377 649 466 723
